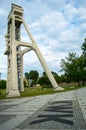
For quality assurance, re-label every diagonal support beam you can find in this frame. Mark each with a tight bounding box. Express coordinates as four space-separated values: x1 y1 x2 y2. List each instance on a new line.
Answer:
22 18 63 90
21 47 32 55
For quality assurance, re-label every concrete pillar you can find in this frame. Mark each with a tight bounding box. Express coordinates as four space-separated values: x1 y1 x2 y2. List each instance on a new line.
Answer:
34 45 58 89
7 16 20 97
6 62 9 93
20 54 24 92
22 19 63 90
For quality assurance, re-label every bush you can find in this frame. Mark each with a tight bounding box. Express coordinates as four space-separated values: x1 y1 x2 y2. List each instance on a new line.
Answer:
0 80 6 89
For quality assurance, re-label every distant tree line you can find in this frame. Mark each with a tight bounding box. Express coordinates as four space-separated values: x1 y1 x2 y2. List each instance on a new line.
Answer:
24 38 86 87
24 70 65 87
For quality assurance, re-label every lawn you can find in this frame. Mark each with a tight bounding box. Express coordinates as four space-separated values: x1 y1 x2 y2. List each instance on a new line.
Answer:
21 86 57 97
0 89 7 99
0 83 86 99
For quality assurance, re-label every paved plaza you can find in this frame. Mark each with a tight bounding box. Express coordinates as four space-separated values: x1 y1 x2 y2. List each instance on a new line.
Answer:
0 87 86 130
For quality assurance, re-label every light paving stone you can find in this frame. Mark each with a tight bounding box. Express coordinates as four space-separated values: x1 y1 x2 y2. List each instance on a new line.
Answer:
75 87 86 122
0 88 86 130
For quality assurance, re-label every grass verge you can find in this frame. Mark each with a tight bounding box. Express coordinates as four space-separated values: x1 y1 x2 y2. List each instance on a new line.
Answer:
0 83 86 99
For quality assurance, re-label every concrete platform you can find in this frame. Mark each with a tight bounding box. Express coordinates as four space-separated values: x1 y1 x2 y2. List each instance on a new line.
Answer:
0 87 86 130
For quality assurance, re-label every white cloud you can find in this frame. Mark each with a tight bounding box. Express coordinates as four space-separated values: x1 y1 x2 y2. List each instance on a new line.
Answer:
31 11 68 35
0 0 86 79
23 51 38 64
0 54 7 74
63 4 78 21
0 8 7 16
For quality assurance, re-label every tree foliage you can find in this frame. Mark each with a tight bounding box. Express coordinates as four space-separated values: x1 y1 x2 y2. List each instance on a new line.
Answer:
37 71 61 86
0 80 6 89
25 70 39 86
28 70 39 83
60 38 86 86
61 53 80 84
81 38 86 56
25 72 29 80
38 72 50 86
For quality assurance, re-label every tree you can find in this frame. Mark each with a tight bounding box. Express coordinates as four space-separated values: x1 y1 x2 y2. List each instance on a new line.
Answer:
81 38 86 71
25 70 39 86
51 71 61 83
0 80 6 89
61 52 82 86
60 74 67 83
38 71 61 86
24 72 29 87
81 38 86 56
78 56 86 85
60 38 86 86
28 70 39 85
81 38 86 85
25 72 29 80
37 77 47 86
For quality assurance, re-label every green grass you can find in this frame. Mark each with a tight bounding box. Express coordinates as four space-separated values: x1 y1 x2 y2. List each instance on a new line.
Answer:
20 87 56 97
0 83 86 99
0 89 7 99
60 82 85 91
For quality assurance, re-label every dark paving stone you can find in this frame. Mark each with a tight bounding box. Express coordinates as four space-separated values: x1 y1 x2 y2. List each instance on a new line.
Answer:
0 115 16 125
16 100 86 129
73 100 86 130
0 100 16 112
0 105 15 112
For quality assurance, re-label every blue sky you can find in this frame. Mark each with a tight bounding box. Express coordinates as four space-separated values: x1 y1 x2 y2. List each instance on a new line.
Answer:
0 0 86 79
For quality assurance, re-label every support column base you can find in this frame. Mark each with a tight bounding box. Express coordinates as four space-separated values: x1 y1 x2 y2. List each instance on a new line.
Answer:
20 87 24 92
54 86 64 91
7 90 20 97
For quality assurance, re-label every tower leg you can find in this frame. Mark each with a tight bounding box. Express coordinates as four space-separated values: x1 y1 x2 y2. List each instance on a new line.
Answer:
34 45 64 90
35 46 58 88
22 19 64 90
7 45 20 97
20 54 24 92
6 59 9 93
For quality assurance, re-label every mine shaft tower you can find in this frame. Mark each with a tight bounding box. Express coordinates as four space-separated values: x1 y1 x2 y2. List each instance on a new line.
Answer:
5 4 63 97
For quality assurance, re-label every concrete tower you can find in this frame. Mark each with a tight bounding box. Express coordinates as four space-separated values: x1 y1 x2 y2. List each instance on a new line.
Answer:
5 4 63 97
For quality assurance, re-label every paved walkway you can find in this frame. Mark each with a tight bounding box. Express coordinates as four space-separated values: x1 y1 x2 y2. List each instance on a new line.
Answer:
0 87 86 130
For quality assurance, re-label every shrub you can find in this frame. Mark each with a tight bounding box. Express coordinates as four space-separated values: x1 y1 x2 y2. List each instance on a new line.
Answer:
0 80 6 89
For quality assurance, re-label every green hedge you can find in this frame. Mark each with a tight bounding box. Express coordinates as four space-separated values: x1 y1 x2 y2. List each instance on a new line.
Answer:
0 80 6 89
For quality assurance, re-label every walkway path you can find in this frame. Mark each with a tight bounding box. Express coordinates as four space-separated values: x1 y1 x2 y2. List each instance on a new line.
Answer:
0 87 86 130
